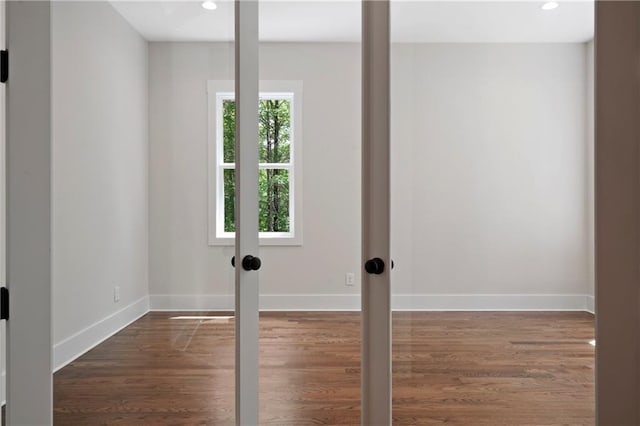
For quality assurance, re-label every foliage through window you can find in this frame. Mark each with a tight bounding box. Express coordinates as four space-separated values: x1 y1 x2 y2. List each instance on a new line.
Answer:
222 98 292 234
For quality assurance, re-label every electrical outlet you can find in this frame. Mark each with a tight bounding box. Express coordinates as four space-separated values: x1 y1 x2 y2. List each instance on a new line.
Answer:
114 286 120 303
345 273 355 286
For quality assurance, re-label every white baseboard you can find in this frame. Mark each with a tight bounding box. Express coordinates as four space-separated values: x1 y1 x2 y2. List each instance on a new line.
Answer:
53 296 150 372
150 293 595 312
261 294 360 311
149 293 360 311
585 295 595 314
149 294 234 311
393 293 593 311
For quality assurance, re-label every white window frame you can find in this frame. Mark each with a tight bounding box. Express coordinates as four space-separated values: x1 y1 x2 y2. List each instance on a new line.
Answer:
207 80 303 246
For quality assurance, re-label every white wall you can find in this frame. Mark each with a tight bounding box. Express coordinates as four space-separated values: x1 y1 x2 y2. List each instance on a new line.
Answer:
391 44 591 299
52 2 149 366
149 43 362 308
149 42 593 310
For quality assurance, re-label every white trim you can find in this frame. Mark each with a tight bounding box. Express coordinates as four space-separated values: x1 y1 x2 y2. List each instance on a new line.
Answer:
1 370 5 407
149 294 234 311
52 296 150 372
393 293 595 312
6 3 53 422
149 293 595 312
207 80 303 247
260 294 360 311
585 295 595 314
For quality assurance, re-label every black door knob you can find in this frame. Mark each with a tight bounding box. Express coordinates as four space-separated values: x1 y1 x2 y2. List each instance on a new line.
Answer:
232 255 261 271
242 255 262 271
364 258 385 275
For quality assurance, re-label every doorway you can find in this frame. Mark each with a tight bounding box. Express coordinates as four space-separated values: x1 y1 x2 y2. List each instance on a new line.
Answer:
2 0 637 424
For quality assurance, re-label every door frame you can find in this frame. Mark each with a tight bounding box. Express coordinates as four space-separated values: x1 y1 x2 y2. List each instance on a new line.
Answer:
594 1 640 424
5 1 53 424
0 0 6 408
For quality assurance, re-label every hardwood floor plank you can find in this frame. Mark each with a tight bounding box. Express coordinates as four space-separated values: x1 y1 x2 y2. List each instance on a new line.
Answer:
53 311 595 425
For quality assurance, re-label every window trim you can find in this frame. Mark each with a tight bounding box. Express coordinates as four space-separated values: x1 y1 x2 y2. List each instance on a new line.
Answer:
207 80 303 246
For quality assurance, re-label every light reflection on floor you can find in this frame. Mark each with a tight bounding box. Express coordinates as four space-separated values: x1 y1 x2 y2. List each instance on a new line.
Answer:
170 315 234 321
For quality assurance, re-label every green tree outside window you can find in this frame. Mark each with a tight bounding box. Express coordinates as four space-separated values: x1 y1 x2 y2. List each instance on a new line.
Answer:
222 98 292 233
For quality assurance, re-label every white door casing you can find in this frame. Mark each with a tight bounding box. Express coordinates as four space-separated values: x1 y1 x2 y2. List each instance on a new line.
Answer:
6 1 53 424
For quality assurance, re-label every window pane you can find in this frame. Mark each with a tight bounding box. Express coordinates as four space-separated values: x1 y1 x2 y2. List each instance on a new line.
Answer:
223 100 236 163
222 98 291 164
259 168 290 232
259 99 291 163
223 168 236 232
224 168 291 233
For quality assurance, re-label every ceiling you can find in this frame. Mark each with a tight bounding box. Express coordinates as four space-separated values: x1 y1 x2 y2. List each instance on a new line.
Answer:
110 1 595 43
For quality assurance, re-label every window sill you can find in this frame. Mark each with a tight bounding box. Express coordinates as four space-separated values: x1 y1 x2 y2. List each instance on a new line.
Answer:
209 235 303 247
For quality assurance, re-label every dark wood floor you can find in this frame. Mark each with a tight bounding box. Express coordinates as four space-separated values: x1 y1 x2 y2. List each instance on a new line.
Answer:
53 311 595 425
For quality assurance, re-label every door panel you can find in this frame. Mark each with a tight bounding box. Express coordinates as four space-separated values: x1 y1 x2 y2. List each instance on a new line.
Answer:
389 1 596 424
50 1 237 423
257 1 363 424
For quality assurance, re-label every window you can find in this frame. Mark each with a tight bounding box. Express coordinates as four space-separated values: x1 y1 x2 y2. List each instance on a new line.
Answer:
208 80 303 245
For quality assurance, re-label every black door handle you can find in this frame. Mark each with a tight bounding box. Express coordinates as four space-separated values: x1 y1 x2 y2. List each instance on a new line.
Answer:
364 258 385 275
242 255 262 271
231 255 261 271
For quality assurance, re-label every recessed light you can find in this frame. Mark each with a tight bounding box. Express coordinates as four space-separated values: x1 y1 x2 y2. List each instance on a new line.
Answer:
202 1 217 11
589 339 596 347
541 1 559 11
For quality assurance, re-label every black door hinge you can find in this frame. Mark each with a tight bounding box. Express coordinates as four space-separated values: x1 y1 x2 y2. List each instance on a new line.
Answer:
1 50 8 83
1 287 8 320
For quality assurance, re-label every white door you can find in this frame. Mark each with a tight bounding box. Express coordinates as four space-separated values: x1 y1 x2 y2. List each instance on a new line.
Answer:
0 1 391 425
